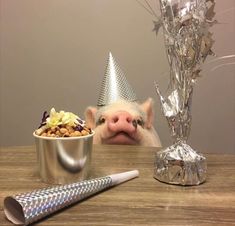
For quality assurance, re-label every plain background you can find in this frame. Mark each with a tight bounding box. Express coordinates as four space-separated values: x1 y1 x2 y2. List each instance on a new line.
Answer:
0 0 234 153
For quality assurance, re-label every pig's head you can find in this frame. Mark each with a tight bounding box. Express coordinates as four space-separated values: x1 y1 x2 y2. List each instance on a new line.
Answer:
85 98 161 147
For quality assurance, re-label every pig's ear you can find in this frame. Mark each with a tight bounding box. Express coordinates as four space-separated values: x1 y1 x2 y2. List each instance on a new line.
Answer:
84 107 97 129
140 98 154 129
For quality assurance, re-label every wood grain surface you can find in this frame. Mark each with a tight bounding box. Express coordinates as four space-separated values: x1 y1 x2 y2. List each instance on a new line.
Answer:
0 145 235 225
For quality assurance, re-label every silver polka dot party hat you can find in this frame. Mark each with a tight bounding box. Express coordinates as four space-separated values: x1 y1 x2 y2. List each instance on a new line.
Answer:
97 52 137 106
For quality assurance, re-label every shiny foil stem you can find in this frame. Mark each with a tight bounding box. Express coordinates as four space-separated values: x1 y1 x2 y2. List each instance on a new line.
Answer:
167 88 193 143
154 141 207 185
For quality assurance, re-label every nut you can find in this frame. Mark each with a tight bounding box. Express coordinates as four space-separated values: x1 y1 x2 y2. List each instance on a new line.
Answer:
60 128 68 134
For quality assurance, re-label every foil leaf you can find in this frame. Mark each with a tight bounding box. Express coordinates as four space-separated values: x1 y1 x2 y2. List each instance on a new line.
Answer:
153 19 162 36
205 0 216 21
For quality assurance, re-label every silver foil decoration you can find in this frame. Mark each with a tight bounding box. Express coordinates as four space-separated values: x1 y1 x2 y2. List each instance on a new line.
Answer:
150 0 216 185
97 52 137 106
154 141 207 185
4 170 139 225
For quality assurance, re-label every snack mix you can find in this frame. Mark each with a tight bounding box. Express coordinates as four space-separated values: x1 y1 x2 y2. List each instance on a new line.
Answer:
35 108 92 137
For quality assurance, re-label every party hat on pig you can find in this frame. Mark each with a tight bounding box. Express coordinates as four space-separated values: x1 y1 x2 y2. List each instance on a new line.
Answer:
97 52 137 106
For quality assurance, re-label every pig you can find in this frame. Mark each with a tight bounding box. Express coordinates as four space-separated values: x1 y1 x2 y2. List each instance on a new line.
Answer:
85 98 162 147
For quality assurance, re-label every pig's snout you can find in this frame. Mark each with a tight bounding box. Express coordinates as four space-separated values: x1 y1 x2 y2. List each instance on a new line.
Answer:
107 111 137 134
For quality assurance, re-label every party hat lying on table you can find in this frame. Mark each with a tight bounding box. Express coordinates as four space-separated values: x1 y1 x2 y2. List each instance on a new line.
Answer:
97 52 137 106
4 170 139 225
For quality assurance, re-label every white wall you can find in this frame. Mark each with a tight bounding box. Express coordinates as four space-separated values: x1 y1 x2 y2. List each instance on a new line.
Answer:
0 0 234 153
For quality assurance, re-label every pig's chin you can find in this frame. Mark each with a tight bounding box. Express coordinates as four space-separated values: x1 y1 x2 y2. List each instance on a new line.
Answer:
104 132 138 145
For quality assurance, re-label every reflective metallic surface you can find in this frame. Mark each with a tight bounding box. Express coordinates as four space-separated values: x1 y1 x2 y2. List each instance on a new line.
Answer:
155 85 193 143
155 0 216 144
154 141 207 185
97 52 137 106
154 0 216 185
4 175 112 225
34 132 94 184
3 170 138 225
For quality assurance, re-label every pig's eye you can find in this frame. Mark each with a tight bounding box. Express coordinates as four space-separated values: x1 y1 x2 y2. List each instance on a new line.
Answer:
136 118 144 127
97 117 105 125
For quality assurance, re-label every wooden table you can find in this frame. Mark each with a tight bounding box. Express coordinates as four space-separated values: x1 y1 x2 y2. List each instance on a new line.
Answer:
0 145 235 225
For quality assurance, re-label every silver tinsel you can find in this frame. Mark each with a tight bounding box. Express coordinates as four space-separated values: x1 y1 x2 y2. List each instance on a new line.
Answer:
154 141 207 185
135 0 216 185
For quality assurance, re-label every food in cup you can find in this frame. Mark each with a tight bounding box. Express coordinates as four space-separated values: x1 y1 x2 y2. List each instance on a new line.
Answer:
35 108 92 137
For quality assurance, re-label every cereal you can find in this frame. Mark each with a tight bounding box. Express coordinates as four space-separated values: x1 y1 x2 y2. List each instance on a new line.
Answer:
81 130 89 136
51 126 57 132
74 131 82 136
59 128 68 134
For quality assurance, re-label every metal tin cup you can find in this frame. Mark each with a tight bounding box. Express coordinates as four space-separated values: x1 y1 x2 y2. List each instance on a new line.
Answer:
33 132 94 184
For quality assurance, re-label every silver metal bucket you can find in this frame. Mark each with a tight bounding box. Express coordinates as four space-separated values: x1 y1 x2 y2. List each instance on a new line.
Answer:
33 132 94 184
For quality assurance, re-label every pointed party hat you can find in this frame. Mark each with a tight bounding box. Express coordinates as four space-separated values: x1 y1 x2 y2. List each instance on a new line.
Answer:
97 52 137 106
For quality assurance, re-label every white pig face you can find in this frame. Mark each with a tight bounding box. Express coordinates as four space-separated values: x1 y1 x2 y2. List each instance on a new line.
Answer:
85 98 161 147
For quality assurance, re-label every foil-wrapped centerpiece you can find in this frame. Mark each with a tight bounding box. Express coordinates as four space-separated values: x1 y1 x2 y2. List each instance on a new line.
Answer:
137 0 216 185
